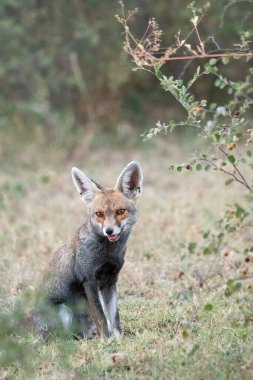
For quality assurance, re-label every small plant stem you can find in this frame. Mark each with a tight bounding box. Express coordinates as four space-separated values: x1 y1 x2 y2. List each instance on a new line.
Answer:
196 122 251 192
218 146 252 191
194 24 205 54
198 158 250 189
160 52 253 61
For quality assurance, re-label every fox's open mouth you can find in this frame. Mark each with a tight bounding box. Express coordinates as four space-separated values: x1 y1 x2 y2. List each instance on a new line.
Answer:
107 234 120 242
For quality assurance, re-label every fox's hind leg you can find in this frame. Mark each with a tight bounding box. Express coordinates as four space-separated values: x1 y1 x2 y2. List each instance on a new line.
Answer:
71 298 96 339
72 313 96 339
34 302 66 341
33 312 51 342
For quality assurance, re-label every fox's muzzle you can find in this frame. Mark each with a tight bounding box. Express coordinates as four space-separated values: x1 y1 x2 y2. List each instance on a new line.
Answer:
103 225 121 242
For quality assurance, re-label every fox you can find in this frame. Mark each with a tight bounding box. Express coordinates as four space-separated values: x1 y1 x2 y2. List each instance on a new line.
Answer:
34 161 143 340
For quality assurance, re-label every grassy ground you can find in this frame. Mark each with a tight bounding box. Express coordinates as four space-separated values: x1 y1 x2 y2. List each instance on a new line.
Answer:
0 127 253 379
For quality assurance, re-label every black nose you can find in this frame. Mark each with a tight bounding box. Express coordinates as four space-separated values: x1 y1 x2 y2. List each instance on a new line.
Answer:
105 227 114 235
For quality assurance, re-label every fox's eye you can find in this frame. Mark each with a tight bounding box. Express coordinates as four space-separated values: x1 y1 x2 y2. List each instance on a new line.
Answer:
116 209 126 216
95 211 104 218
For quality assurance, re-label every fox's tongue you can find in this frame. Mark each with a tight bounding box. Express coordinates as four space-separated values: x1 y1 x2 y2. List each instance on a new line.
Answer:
108 234 119 242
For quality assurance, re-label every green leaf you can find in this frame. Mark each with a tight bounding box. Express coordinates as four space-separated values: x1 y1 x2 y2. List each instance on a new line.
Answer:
214 133 220 142
177 166 183 172
228 155 235 164
235 203 247 220
225 280 242 296
214 79 221 88
209 58 217 66
196 163 202 171
204 303 213 311
247 150 252 157
225 178 234 186
210 103 217 110
222 57 230 65
203 230 210 239
203 247 212 255
204 63 211 74
188 242 197 253
225 224 236 233
155 66 164 80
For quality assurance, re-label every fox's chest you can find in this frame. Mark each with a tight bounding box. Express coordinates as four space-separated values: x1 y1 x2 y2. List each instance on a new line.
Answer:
75 239 126 285
95 260 124 289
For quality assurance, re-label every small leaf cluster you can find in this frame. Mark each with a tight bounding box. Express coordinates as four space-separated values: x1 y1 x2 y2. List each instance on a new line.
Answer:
147 58 253 192
224 279 242 297
123 4 253 264
187 202 251 257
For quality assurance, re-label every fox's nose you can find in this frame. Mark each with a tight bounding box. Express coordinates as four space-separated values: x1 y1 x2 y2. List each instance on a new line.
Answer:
105 227 114 235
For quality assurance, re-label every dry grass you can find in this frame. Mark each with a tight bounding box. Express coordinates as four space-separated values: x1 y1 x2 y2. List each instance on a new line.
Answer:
0 129 253 379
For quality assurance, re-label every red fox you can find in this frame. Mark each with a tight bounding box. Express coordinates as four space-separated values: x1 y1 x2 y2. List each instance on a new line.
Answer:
34 161 143 340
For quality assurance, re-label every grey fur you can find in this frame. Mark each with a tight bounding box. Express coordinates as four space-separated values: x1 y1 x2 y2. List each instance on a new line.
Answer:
34 162 143 340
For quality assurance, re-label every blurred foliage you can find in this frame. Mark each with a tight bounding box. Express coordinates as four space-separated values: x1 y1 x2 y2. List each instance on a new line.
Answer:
0 0 253 136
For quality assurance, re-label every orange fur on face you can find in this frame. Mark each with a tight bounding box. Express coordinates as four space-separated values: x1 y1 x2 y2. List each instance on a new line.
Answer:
91 190 132 224
95 213 105 223
116 210 129 222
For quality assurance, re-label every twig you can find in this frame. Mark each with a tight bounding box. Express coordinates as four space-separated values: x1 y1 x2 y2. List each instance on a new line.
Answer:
198 157 250 189
159 52 253 61
218 146 252 191
194 22 206 55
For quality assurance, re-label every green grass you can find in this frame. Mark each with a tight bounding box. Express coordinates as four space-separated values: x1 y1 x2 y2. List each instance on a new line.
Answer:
1 294 252 379
0 127 253 379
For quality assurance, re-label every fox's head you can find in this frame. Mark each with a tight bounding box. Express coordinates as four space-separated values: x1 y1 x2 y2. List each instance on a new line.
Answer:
71 162 143 242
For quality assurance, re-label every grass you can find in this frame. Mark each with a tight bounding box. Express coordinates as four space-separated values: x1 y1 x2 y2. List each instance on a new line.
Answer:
0 126 253 379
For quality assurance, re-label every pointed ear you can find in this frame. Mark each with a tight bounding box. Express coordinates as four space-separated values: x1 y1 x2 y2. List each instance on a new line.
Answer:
115 161 143 200
71 167 99 202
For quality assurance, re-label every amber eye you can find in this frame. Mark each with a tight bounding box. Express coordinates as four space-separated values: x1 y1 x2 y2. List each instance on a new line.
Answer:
116 209 126 216
95 211 104 218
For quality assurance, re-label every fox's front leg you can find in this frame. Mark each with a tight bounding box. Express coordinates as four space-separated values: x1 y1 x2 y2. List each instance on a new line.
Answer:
84 283 110 337
101 284 122 338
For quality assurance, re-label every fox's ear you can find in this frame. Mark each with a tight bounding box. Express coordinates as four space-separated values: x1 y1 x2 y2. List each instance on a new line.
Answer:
71 167 98 202
115 161 143 200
